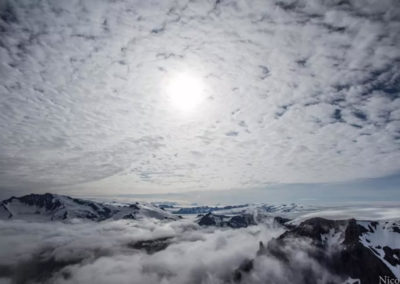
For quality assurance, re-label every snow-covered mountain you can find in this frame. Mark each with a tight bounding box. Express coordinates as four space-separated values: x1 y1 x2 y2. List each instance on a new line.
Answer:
358 220 400 279
192 203 314 229
172 204 249 214
0 193 179 222
173 203 317 218
235 217 400 284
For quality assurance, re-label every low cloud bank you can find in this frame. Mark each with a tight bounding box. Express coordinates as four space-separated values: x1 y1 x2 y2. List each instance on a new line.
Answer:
0 218 351 284
0 219 282 284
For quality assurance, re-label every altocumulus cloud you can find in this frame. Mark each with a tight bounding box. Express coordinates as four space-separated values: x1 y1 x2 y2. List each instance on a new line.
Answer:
0 0 399 194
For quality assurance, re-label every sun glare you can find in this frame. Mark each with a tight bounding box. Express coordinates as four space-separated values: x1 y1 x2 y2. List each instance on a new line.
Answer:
166 73 205 111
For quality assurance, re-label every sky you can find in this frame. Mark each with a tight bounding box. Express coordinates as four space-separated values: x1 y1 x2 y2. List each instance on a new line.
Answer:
0 0 399 200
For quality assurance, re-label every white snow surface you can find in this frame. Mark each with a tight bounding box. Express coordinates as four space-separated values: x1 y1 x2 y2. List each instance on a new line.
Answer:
358 220 400 279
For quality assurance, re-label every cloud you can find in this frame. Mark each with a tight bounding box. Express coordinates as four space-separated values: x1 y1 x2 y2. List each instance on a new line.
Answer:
0 216 355 284
0 0 399 194
0 218 287 284
242 238 344 284
225 131 239 137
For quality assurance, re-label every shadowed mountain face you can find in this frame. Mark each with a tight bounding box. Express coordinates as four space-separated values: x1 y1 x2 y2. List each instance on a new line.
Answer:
197 212 257 228
235 218 400 284
0 193 178 221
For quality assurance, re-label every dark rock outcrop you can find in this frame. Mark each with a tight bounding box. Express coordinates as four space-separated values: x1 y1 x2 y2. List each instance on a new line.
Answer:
128 237 172 254
198 213 256 228
4 193 62 211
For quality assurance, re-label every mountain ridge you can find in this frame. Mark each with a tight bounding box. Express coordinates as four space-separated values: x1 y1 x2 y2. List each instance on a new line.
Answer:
0 193 178 222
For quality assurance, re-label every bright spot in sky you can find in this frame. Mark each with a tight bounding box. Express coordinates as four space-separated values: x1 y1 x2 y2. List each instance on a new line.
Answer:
166 73 205 111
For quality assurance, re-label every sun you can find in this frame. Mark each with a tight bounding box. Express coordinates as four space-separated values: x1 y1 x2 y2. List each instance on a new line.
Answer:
166 73 205 112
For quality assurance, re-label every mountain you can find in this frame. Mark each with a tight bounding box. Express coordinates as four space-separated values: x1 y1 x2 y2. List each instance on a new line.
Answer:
0 193 179 222
173 203 317 219
196 212 293 229
173 204 248 214
197 212 257 228
234 217 400 284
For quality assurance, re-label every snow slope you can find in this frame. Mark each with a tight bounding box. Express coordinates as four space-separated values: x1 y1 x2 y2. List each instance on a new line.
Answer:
0 193 178 222
358 220 400 279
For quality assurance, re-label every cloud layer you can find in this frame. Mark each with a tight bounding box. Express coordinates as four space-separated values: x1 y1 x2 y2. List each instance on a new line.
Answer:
0 218 286 284
0 216 362 284
0 0 399 194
